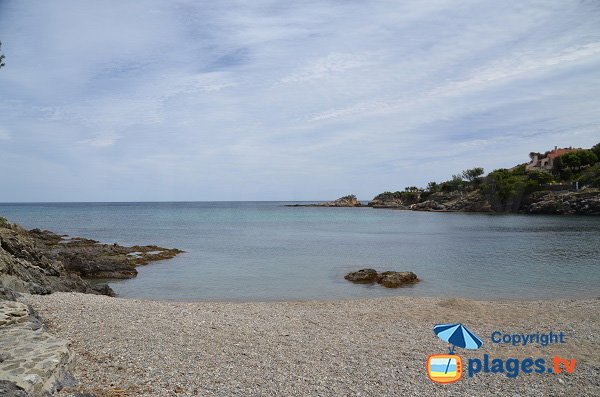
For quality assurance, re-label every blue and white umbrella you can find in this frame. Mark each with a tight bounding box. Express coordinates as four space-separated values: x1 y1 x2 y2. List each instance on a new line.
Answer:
433 323 483 354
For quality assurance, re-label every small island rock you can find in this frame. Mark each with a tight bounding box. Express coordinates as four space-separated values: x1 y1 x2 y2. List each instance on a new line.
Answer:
377 271 418 288
344 269 419 288
344 268 379 283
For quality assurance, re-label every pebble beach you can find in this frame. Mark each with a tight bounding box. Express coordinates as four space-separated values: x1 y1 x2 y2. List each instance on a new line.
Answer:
22 293 600 397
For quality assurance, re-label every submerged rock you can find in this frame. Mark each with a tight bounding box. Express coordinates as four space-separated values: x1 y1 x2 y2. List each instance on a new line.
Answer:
345 269 419 288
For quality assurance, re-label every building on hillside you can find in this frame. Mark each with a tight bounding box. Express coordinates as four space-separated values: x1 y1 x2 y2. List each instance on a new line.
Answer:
526 146 583 171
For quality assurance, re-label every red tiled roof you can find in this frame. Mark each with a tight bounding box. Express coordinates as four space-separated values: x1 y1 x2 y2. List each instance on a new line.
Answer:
546 148 581 160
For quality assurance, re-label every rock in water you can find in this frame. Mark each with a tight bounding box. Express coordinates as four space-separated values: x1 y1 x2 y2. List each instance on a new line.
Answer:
377 271 418 288
344 268 380 283
345 269 419 288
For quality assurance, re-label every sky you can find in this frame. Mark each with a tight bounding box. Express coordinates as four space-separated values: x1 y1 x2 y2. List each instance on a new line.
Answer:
0 0 599 202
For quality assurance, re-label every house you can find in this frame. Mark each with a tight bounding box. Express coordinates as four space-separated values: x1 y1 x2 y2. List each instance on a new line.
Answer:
526 146 583 171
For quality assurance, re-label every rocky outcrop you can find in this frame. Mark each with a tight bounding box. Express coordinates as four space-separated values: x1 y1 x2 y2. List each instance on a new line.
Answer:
411 191 493 212
344 268 379 283
0 380 31 397
0 299 74 396
377 271 418 288
345 269 419 288
522 189 600 215
286 195 362 207
368 192 417 209
0 217 182 296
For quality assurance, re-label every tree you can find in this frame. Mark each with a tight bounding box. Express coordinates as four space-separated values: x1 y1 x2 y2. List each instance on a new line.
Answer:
426 181 440 193
462 167 485 183
0 41 5 69
592 142 600 159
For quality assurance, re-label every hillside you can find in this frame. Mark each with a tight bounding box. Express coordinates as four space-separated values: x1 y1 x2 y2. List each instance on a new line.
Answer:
368 143 600 214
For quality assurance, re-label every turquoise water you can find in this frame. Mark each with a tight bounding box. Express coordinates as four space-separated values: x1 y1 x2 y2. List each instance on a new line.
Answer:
1 202 599 300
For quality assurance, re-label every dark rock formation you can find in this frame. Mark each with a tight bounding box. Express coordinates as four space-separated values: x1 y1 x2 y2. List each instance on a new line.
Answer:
0 217 182 296
522 189 600 215
286 195 362 207
377 271 418 288
345 269 419 288
0 381 31 397
344 268 379 283
411 191 493 212
368 192 416 209
91 283 116 297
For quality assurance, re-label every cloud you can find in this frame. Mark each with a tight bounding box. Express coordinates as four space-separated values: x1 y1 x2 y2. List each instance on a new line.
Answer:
280 52 376 84
78 135 120 148
0 0 599 201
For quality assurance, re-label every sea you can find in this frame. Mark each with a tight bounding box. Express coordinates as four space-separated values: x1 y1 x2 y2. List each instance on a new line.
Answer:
1 201 599 301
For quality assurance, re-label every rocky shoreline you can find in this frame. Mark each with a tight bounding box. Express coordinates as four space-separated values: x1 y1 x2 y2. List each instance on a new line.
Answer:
0 216 183 396
0 290 74 397
0 216 182 297
288 188 600 215
284 195 363 207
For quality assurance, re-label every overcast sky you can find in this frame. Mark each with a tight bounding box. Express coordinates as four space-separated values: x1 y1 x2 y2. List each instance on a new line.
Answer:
1 0 599 202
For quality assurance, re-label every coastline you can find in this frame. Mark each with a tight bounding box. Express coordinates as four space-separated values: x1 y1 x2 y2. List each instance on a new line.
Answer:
21 293 600 397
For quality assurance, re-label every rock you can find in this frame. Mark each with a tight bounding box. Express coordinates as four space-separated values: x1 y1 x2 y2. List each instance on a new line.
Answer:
91 283 116 297
368 192 416 209
286 195 362 207
412 200 447 211
523 189 600 215
22 374 40 385
344 268 380 283
0 287 19 301
410 191 492 212
345 269 419 288
377 271 418 288
0 380 32 397
0 300 74 397
0 217 183 296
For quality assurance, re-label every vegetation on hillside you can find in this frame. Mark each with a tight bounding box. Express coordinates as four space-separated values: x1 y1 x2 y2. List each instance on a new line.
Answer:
377 142 600 212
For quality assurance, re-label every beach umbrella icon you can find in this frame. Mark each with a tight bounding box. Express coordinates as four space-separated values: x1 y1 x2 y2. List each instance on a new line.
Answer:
433 323 483 354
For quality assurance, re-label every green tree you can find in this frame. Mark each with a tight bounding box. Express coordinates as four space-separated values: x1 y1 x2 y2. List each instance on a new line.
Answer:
591 142 600 159
426 181 439 193
578 164 600 188
461 167 485 182
481 169 538 212
579 150 598 167
526 170 554 185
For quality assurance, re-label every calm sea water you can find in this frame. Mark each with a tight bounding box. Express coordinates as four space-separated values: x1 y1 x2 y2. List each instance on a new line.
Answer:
1 202 599 300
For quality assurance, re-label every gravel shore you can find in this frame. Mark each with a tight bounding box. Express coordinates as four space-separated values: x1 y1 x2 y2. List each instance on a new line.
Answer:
22 293 600 396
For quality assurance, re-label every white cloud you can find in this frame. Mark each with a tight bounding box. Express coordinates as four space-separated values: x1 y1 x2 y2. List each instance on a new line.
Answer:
0 0 599 201
280 52 376 84
78 135 120 148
